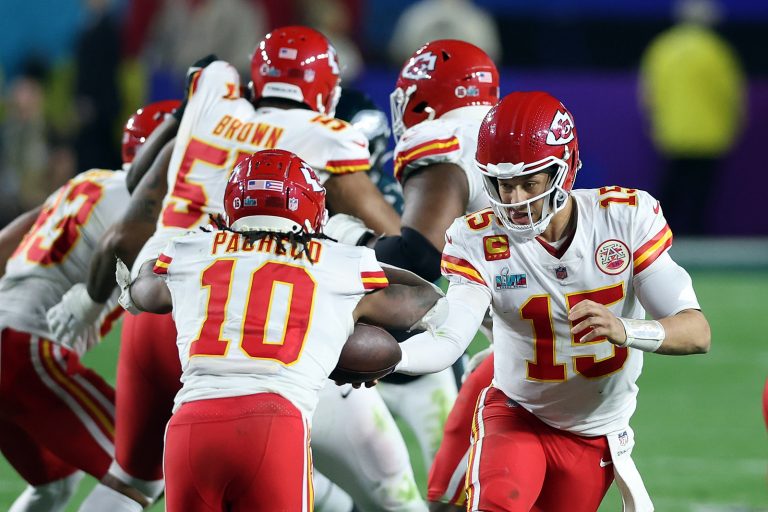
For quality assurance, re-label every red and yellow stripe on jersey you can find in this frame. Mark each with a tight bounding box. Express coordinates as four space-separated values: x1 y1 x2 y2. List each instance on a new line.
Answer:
441 254 486 286
361 271 388 291
633 223 673 274
393 136 461 181
153 253 173 275
325 158 370 174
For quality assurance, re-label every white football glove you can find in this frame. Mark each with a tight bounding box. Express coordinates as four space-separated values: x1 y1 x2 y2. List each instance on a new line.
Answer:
46 283 103 353
116 258 141 315
462 345 493 384
324 213 374 245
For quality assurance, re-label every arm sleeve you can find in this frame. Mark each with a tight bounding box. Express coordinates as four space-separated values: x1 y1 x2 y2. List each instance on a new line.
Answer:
633 252 701 318
373 227 442 282
397 281 491 375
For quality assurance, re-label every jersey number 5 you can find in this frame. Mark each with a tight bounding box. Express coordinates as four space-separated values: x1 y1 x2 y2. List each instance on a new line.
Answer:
161 138 251 229
190 259 316 365
521 283 628 382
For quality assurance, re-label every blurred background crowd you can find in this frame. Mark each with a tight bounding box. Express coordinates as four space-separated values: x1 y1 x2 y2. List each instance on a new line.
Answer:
0 0 765 235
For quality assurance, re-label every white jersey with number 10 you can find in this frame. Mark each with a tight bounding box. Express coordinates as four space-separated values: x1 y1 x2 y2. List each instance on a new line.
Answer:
154 229 388 418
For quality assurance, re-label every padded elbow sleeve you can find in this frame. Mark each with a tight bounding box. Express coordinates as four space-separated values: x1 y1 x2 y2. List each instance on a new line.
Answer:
373 227 442 282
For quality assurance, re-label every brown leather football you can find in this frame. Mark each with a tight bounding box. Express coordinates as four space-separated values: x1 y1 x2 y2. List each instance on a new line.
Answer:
329 323 402 384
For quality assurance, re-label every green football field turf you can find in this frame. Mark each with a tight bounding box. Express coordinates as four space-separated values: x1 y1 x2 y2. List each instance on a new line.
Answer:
1 269 766 511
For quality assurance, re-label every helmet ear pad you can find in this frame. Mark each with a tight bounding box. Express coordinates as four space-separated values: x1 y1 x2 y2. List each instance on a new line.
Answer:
224 149 327 234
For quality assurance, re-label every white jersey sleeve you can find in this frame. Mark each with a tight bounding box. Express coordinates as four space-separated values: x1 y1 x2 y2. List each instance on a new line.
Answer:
440 211 494 289
301 113 371 182
626 189 674 276
394 120 463 183
620 189 701 317
0 170 130 337
393 113 489 213
356 246 389 294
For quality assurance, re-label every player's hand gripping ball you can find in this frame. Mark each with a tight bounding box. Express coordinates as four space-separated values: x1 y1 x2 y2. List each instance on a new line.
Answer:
330 323 401 384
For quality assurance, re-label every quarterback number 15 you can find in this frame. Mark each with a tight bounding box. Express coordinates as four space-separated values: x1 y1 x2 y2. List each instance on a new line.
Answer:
522 283 628 382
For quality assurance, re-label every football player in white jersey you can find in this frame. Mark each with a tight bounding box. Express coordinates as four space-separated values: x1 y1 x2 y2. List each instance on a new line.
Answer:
395 91 711 512
116 149 443 512
51 26 416 512
324 40 500 504
0 100 177 512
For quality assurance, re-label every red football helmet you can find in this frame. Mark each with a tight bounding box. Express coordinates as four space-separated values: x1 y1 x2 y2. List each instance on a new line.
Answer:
250 26 341 115
390 40 499 140
475 91 581 238
121 99 180 169
224 149 327 233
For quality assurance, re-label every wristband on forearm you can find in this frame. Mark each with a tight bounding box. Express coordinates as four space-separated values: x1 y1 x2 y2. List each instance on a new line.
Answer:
617 318 665 352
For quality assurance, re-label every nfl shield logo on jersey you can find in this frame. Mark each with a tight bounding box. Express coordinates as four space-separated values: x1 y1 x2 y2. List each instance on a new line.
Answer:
555 265 568 280
618 430 629 447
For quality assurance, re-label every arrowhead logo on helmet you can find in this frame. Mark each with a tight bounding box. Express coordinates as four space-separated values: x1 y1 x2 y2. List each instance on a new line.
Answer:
546 110 575 145
390 40 499 141
401 52 438 80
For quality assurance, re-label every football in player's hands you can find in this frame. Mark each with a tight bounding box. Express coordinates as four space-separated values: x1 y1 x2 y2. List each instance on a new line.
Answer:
330 323 401 384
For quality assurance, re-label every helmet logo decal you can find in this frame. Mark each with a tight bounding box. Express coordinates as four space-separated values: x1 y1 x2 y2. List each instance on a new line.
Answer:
299 163 324 192
288 197 299 211
247 179 285 192
476 71 494 83
455 85 480 98
401 52 437 80
546 110 575 145
278 47 298 59
259 64 281 77
244 197 257 206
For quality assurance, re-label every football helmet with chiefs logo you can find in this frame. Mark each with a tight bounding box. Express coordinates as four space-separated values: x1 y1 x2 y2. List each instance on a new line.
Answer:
250 26 341 116
475 91 581 238
224 149 328 234
121 99 180 170
390 39 499 141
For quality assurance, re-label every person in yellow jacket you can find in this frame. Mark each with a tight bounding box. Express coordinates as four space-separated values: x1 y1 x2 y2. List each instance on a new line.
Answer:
639 0 745 235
